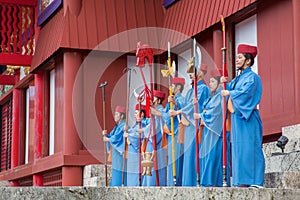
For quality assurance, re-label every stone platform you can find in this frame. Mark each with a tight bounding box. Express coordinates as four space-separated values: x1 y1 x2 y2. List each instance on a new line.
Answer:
1 124 300 199
263 124 300 189
81 125 300 189
0 187 299 200
83 164 112 187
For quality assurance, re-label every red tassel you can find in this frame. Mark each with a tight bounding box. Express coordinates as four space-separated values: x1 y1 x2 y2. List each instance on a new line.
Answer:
146 95 150 118
138 84 152 118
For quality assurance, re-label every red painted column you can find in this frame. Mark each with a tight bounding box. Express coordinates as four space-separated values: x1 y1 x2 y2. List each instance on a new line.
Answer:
62 51 83 186
293 0 300 116
33 71 43 186
11 70 20 186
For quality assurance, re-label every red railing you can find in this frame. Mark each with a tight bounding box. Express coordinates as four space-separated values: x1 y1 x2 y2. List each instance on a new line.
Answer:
0 1 36 66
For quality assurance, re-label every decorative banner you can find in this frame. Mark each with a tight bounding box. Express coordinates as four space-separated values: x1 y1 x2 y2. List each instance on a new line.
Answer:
163 0 178 8
38 0 62 25
40 0 55 12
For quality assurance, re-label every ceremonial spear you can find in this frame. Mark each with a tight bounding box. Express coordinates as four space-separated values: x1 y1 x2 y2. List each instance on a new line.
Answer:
161 42 176 186
132 86 144 187
121 67 134 186
99 81 108 186
220 15 228 187
136 42 159 185
192 39 201 187
137 97 143 186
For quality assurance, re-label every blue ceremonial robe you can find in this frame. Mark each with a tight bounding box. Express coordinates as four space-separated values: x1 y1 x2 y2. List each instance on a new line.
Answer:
199 87 230 186
228 67 265 186
142 104 167 186
106 120 126 186
181 80 210 186
163 93 185 186
126 118 150 186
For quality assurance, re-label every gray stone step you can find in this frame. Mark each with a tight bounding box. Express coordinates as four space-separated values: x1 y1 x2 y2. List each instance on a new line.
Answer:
0 181 10 187
264 171 300 189
264 151 300 173
263 137 300 157
263 124 300 157
282 124 300 140
0 187 299 200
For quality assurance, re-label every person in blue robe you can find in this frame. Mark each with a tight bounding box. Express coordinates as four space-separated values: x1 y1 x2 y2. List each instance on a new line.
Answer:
194 69 231 187
142 90 167 186
125 104 150 186
170 64 210 186
162 77 185 186
221 44 265 187
103 106 127 186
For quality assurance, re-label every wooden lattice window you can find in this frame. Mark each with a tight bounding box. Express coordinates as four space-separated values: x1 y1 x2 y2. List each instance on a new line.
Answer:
43 168 62 186
0 97 12 172
18 176 32 186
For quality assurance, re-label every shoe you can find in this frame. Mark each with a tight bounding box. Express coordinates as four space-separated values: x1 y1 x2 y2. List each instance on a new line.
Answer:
238 184 250 187
249 185 264 188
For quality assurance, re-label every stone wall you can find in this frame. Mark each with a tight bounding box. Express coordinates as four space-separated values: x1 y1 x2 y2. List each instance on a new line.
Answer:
263 124 300 189
83 164 112 187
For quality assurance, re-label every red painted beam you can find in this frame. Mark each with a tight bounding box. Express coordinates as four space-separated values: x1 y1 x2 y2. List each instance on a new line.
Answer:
0 0 37 6
0 54 32 66
0 75 15 85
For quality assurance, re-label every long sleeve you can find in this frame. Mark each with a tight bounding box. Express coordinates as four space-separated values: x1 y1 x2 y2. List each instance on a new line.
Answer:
200 88 223 137
127 118 150 151
181 80 210 125
228 68 262 120
109 120 126 154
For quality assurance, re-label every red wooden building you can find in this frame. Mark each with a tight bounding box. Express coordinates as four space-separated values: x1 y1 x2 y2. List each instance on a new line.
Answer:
0 0 299 186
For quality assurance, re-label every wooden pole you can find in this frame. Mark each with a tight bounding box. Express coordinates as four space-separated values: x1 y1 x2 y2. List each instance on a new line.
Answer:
220 15 228 187
99 81 108 186
192 39 200 187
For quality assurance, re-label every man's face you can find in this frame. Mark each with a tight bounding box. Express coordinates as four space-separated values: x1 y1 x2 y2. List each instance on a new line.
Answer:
173 84 182 95
135 110 144 121
189 68 204 80
114 112 122 123
209 77 219 92
236 53 247 69
198 70 204 79
153 96 160 105
171 84 175 91
189 73 195 80
172 84 178 94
